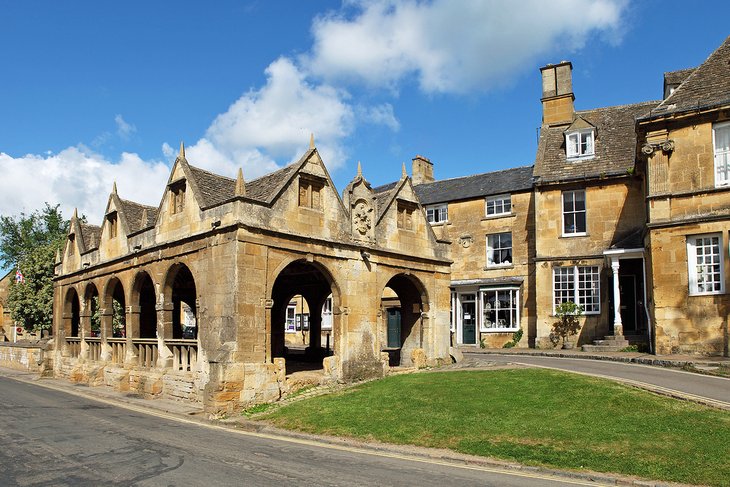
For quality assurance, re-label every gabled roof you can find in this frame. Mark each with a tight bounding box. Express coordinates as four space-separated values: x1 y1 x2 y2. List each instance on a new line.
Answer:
645 35 730 119
245 162 301 203
187 165 236 208
117 198 158 234
664 67 696 87
534 100 658 184
413 166 534 205
78 223 101 252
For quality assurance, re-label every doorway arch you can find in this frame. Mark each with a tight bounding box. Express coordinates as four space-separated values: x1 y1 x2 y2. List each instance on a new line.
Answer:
380 273 428 366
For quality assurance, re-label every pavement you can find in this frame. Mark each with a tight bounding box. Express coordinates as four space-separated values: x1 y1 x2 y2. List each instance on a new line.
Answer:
2 353 727 486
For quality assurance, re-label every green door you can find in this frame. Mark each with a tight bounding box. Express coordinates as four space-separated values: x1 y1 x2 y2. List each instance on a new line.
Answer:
462 300 477 344
387 308 401 348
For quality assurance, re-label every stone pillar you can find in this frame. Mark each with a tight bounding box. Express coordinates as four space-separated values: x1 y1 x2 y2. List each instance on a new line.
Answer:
611 258 624 337
59 312 70 357
100 308 113 361
79 310 91 361
125 305 140 365
155 302 174 368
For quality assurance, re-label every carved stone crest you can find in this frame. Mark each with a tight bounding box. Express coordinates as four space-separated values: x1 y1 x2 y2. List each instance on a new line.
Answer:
458 234 473 248
353 200 373 236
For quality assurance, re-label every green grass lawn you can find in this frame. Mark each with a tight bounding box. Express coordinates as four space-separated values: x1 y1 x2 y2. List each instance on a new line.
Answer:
260 369 730 486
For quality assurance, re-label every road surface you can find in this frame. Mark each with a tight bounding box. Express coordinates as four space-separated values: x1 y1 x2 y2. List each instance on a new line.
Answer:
0 376 602 487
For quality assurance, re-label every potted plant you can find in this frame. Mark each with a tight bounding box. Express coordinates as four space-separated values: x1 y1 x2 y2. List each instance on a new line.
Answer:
551 301 583 349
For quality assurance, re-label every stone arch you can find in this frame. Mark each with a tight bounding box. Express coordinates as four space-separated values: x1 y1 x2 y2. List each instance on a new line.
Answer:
103 277 127 338
379 272 429 366
63 287 81 337
162 263 198 340
83 282 100 337
131 270 157 339
268 258 342 369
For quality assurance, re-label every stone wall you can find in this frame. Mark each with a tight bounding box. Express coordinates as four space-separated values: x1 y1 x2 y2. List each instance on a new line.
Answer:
0 342 45 372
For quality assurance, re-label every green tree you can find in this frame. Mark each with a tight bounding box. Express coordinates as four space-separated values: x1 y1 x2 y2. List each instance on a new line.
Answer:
0 204 69 332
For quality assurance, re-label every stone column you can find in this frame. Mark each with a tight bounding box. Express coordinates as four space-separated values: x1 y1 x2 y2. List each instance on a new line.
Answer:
100 308 113 361
611 258 624 337
156 302 174 368
59 312 70 357
125 305 140 365
79 310 91 361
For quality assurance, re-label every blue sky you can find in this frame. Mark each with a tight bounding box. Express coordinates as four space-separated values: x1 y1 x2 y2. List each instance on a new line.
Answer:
1 1 728 221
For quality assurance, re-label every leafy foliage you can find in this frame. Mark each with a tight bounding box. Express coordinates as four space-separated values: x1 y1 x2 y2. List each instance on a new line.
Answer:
0 204 69 332
550 301 583 347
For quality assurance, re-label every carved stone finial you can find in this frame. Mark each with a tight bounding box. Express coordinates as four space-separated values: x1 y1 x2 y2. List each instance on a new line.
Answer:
73 208 78 220
178 141 186 160
141 208 148 227
112 181 117 194
55 248 61 264
401 162 407 178
309 133 315 149
235 167 246 196
357 161 362 177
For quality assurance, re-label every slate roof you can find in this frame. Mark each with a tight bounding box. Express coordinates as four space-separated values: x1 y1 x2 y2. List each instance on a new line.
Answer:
534 100 658 184
664 67 696 87
413 166 534 205
645 35 730 119
117 198 158 234
187 165 236 208
245 163 300 203
79 223 101 251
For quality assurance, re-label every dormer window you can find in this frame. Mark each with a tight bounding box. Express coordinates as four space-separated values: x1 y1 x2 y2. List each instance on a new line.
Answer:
397 200 416 230
298 175 324 210
169 181 186 214
566 129 594 159
107 212 118 238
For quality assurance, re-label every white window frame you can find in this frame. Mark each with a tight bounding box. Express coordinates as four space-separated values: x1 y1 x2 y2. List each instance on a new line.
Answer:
285 304 297 333
425 204 448 224
687 233 725 295
713 121 730 187
485 194 512 217
562 190 587 236
566 129 595 160
479 287 520 332
486 232 513 267
553 265 600 314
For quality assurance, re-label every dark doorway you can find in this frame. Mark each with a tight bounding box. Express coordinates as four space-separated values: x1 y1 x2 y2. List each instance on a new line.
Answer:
136 273 157 338
382 274 426 366
461 299 477 345
612 258 647 340
169 265 197 340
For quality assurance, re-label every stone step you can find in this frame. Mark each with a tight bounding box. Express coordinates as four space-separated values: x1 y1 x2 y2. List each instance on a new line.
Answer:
593 339 629 347
581 344 629 352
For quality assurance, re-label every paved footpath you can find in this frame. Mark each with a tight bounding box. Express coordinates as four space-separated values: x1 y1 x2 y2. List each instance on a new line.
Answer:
462 349 730 409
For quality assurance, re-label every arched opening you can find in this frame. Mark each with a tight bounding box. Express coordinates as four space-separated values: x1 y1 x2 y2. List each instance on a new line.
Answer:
380 274 427 366
64 288 80 337
106 278 127 338
271 260 336 373
133 272 157 338
84 284 100 337
165 264 197 340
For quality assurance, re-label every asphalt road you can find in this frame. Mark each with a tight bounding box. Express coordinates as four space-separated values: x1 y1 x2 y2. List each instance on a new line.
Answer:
465 353 730 407
0 376 601 487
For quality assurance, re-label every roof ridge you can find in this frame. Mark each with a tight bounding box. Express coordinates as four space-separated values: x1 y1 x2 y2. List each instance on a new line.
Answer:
657 34 730 109
576 99 660 115
118 197 157 210
187 163 236 183
414 164 533 187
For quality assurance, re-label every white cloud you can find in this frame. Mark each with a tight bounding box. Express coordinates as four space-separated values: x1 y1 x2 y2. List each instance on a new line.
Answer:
356 103 400 131
307 0 627 94
0 146 169 221
183 56 357 178
115 114 136 140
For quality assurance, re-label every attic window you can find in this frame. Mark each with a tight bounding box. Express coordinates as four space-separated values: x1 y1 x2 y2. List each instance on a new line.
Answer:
107 212 118 238
298 176 324 210
397 200 416 230
169 181 186 214
566 129 595 160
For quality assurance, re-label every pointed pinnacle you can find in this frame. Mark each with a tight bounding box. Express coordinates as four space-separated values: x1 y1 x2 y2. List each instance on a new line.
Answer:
141 208 148 226
112 181 117 194
309 133 315 149
178 141 186 159
357 161 362 177
235 167 246 196
401 162 407 178
55 248 61 263
73 208 78 219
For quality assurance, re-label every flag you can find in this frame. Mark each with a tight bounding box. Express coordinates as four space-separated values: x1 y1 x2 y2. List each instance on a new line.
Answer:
15 268 24 284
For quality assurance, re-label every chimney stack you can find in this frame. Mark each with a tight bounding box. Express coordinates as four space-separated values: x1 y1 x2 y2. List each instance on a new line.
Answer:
411 155 434 185
540 61 574 126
